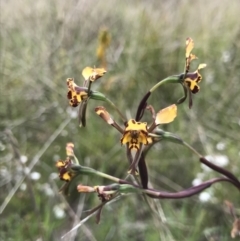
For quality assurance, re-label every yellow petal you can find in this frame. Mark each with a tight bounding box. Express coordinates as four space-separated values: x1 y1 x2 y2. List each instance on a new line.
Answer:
82 67 93 80
185 80 200 93
125 119 148 132
186 37 194 58
189 53 198 61
82 66 106 81
139 132 149 145
198 63 207 70
121 120 149 148
62 172 72 182
155 104 177 125
98 28 111 47
56 160 65 168
121 132 132 145
92 68 107 81
147 137 153 144
66 142 74 156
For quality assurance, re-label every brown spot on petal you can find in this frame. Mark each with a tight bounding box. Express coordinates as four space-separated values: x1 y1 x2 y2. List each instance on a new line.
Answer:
192 85 200 94
67 91 72 100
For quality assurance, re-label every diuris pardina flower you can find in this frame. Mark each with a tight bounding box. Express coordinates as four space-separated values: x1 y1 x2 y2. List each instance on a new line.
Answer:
184 63 207 94
121 120 150 150
56 157 74 182
56 142 83 195
135 38 206 122
95 104 177 174
178 37 207 108
66 67 106 126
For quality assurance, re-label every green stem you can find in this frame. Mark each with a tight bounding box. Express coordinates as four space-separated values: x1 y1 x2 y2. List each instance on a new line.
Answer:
151 130 240 186
90 91 126 122
105 97 127 122
149 75 180 93
153 129 201 157
73 154 80 165
78 166 144 189
94 170 121 183
182 141 202 157
79 166 121 183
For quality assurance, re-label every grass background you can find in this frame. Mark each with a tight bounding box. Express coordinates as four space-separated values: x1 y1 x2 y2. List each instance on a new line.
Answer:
1 0 240 240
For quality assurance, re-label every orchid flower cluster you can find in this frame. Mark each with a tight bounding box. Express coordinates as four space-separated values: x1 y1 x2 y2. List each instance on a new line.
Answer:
56 38 240 235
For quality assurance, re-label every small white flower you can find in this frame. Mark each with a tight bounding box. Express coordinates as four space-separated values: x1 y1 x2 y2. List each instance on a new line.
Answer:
199 192 211 202
192 178 202 186
53 205 66 219
20 155 28 163
216 142 226 151
67 106 78 119
20 183 27 191
41 183 54 197
49 172 58 180
30 172 41 180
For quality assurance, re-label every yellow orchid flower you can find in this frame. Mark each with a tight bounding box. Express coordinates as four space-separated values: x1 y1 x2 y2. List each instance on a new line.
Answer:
184 63 207 94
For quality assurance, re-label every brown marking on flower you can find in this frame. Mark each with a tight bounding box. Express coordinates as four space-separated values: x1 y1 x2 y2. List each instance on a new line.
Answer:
56 158 74 182
94 186 112 202
184 64 206 94
95 106 124 133
121 119 148 150
95 106 114 125
66 78 88 107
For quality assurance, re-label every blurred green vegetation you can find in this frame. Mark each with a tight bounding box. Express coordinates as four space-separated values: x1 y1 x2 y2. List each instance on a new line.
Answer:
1 0 240 240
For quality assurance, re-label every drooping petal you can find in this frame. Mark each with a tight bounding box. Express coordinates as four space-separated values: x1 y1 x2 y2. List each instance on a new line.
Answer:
177 83 188 104
127 145 143 175
155 104 177 125
78 98 89 127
